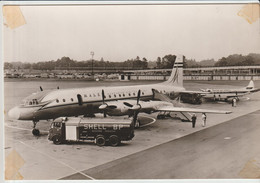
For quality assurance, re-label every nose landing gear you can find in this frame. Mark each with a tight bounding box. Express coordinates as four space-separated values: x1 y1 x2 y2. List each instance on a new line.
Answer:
32 120 40 136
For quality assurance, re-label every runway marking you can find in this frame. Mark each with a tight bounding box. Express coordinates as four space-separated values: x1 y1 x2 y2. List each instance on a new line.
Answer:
17 140 95 180
224 137 231 140
139 116 156 128
5 124 49 133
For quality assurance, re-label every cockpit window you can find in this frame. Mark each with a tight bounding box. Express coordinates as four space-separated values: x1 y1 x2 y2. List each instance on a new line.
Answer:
21 90 50 106
23 99 39 106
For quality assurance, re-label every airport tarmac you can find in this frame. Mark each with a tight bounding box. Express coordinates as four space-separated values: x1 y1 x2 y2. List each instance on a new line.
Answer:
4 80 260 180
62 110 260 179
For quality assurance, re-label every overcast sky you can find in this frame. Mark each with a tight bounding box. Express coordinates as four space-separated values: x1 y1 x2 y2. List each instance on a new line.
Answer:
3 4 260 63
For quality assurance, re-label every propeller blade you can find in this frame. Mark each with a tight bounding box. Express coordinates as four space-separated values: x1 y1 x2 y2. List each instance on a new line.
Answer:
123 102 133 108
133 111 139 127
40 86 43 91
102 89 105 103
137 90 141 104
128 90 142 111
101 89 107 117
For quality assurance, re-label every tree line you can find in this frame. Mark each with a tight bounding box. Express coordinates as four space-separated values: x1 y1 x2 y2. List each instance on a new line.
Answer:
4 53 260 70
4 55 178 70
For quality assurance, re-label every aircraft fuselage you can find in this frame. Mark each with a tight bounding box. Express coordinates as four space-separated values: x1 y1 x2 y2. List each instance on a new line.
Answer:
8 83 185 121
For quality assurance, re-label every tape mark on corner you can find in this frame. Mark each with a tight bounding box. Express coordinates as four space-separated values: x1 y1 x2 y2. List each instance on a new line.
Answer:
238 4 260 24
3 6 26 29
5 150 24 180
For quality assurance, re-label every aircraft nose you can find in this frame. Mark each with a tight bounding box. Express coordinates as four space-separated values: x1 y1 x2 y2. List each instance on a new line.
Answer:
8 106 20 120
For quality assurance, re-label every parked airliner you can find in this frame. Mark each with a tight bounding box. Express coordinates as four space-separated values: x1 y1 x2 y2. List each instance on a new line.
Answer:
8 55 231 135
200 80 259 102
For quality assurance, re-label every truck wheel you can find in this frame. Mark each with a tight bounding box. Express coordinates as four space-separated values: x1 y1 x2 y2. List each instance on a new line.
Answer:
96 135 106 146
53 135 62 145
109 135 120 147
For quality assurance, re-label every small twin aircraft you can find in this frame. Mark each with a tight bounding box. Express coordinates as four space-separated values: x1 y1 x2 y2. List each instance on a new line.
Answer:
8 55 232 136
200 80 259 102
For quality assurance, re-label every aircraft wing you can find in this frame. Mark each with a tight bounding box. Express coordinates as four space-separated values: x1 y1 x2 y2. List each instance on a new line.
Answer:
180 90 209 96
156 106 232 114
180 90 209 94
225 93 248 98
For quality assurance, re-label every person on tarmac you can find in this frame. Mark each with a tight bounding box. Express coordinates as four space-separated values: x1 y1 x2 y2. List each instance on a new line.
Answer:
232 98 237 107
202 113 207 127
191 113 197 128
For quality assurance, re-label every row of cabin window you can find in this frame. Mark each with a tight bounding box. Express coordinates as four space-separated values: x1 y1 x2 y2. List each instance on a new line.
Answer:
104 92 145 98
55 91 146 103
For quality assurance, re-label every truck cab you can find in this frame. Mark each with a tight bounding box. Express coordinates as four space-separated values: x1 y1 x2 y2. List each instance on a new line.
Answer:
48 118 66 144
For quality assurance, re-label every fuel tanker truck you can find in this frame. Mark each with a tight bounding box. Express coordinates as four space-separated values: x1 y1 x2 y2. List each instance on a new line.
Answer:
48 116 135 146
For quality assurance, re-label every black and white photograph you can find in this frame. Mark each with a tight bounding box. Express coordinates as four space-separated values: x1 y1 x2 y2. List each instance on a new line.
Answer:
2 2 260 181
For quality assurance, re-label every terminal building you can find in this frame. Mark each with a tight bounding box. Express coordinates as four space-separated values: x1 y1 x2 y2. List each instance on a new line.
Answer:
4 65 260 81
121 66 260 81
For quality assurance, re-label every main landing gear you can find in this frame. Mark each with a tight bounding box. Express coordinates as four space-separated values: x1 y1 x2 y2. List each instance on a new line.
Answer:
157 112 171 119
32 120 40 136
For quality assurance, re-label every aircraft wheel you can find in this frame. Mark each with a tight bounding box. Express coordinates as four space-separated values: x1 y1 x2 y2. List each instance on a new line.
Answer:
96 135 106 146
32 129 40 136
109 135 120 147
52 135 62 145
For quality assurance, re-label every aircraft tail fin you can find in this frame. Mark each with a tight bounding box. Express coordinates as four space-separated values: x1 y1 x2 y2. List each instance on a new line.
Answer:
163 55 184 87
246 80 255 90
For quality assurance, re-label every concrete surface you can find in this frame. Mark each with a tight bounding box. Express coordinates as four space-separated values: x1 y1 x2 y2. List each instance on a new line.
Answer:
63 110 260 179
4 80 260 180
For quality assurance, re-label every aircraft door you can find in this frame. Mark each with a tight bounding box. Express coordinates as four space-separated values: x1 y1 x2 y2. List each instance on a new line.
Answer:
77 94 83 106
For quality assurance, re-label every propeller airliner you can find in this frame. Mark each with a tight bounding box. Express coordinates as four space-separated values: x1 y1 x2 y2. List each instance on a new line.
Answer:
8 55 231 136
200 80 259 102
